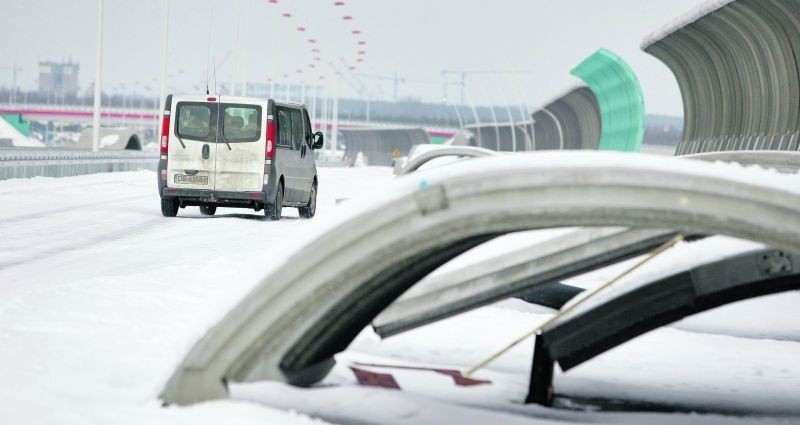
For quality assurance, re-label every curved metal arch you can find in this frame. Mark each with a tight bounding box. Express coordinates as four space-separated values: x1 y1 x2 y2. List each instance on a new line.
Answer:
341 128 429 166
160 152 800 405
682 25 727 141
531 109 562 150
529 247 800 405
708 8 759 142
726 2 780 139
644 0 800 154
751 0 800 137
646 41 696 153
571 49 645 152
561 87 602 150
397 146 498 176
529 86 601 151
461 123 535 152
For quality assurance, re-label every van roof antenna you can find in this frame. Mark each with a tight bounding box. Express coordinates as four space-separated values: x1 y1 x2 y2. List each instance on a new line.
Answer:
205 5 213 95
213 56 217 95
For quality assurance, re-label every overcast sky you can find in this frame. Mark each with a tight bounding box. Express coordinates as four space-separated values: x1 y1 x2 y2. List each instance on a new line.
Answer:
0 0 705 115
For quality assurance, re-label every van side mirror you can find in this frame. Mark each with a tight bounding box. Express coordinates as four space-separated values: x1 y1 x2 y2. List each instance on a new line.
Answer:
312 131 324 150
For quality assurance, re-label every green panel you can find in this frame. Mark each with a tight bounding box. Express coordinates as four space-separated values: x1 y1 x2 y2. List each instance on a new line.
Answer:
1 114 31 137
428 136 448 145
571 49 645 152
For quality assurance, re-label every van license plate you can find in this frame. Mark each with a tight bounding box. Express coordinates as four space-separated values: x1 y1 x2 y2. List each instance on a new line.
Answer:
174 174 209 185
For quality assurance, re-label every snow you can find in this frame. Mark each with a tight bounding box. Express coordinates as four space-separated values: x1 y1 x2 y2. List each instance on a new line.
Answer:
641 0 735 49
1 154 799 424
100 134 120 148
0 167 394 425
233 299 800 424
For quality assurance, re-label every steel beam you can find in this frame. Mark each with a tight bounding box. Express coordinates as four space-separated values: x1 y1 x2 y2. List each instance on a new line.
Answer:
529 247 800 405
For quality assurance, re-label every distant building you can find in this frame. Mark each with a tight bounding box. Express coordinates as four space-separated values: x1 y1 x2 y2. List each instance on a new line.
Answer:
38 60 79 96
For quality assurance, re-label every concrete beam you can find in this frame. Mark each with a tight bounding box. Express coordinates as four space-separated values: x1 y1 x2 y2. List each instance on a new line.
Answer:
529 246 800 405
159 151 800 405
397 146 497 176
373 227 679 338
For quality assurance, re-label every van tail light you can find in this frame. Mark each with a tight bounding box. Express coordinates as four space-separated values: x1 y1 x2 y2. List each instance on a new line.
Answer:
160 115 170 155
266 118 276 159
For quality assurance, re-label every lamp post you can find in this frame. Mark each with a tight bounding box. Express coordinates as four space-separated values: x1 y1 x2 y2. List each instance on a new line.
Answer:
91 0 105 152
158 0 170 121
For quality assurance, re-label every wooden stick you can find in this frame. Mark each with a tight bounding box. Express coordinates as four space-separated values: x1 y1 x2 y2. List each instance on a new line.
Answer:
465 233 684 377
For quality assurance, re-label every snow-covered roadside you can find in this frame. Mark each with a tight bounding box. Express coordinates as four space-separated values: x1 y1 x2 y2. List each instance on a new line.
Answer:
0 167 391 425
232 297 800 424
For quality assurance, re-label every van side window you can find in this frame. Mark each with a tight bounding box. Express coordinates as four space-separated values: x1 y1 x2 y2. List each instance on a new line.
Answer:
303 109 313 148
277 108 292 147
290 109 303 151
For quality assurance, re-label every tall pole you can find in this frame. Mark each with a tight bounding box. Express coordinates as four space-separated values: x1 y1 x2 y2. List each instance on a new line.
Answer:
91 0 104 152
241 0 247 96
233 0 241 96
158 0 170 129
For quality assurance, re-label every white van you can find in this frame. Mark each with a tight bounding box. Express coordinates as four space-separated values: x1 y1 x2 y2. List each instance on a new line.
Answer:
157 95 323 220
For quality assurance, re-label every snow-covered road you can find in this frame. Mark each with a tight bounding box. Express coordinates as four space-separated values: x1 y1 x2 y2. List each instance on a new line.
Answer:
1 167 799 425
0 167 392 425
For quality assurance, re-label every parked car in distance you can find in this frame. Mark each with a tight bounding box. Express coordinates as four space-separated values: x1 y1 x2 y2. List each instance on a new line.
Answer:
157 95 324 220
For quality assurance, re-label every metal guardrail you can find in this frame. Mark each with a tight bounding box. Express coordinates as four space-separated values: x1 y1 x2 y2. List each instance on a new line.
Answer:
0 148 158 180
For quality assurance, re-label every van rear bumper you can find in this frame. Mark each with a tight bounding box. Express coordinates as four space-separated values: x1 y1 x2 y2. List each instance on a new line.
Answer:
161 187 267 207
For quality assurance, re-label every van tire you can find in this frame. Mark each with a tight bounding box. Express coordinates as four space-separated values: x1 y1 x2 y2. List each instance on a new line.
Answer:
299 180 317 219
161 197 179 217
265 182 283 221
200 205 217 216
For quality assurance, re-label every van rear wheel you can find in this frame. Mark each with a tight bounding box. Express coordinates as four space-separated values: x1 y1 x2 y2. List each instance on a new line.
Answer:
200 205 217 216
299 181 317 219
161 197 179 217
265 182 283 221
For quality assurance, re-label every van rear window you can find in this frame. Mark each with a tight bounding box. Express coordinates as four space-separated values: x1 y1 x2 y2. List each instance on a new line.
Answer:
176 103 214 141
222 105 262 143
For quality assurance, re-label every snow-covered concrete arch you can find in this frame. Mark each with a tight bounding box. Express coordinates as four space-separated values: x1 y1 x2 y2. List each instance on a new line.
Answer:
643 0 800 154
375 150 800 337
160 152 800 406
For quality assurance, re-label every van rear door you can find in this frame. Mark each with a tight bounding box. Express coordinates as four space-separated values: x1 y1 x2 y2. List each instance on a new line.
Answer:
214 98 266 193
167 96 218 190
